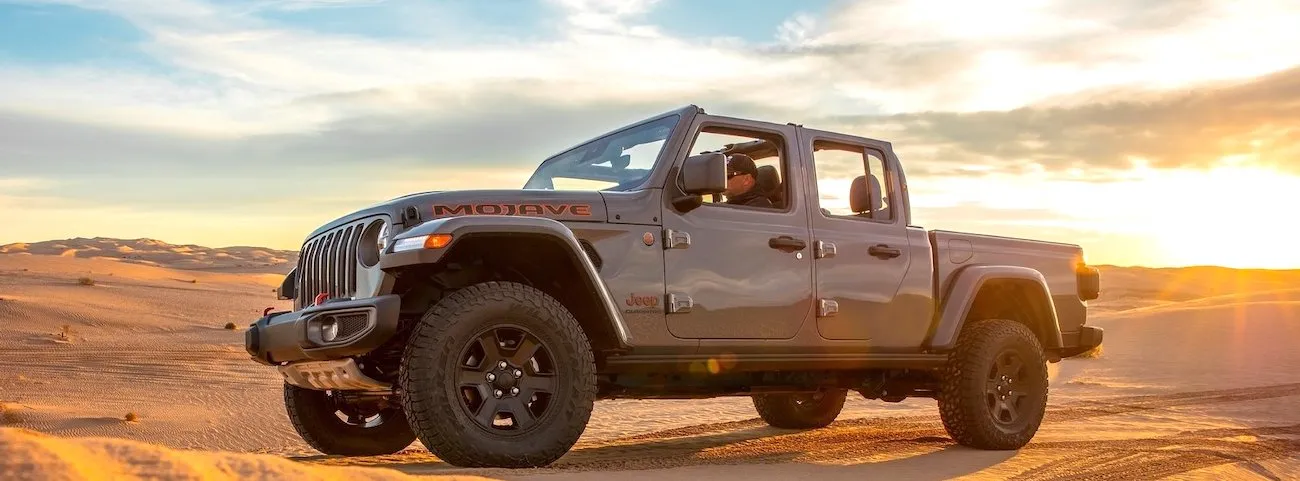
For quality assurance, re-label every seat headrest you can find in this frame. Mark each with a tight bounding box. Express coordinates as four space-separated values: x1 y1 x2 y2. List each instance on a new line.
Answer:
755 165 779 194
849 175 883 214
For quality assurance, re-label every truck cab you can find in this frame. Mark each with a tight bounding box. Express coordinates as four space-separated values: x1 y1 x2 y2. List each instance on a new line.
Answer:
247 105 1102 468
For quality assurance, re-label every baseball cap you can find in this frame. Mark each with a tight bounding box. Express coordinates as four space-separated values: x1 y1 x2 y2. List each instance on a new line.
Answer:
726 154 758 178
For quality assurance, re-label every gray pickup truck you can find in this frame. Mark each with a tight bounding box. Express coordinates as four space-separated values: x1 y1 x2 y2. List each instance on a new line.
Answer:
245 105 1103 468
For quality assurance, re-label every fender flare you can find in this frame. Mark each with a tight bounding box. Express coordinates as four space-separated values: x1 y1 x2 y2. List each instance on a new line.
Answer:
925 265 1064 351
378 215 631 348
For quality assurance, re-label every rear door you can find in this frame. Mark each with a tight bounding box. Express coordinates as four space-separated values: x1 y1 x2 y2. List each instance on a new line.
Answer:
660 116 814 339
800 128 918 346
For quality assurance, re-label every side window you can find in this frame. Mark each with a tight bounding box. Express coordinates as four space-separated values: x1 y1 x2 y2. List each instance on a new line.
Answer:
811 141 894 221
687 127 787 210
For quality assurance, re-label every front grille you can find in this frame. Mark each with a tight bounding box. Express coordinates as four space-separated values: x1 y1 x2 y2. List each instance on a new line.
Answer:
334 312 370 339
295 220 369 309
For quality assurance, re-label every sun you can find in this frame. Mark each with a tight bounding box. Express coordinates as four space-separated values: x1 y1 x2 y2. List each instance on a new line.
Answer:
1115 162 1300 268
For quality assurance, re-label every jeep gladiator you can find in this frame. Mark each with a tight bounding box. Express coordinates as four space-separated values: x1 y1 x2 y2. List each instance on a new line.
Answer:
245 105 1103 467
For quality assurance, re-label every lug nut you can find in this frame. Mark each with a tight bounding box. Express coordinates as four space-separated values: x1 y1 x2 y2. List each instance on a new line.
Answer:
513 369 523 377
511 387 520 396
493 389 503 398
486 373 496 382
498 361 508 369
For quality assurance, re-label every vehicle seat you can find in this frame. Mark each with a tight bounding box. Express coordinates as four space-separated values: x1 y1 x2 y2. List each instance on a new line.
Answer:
849 175 886 218
870 175 891 219
755 165 784 208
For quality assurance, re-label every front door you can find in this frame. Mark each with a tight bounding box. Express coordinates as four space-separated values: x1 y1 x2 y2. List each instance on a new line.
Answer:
662 118 814 339
801 129 916 347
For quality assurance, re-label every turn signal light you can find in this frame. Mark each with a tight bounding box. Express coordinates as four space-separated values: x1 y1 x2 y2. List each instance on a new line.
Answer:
423 234 453 249
392 234 454 252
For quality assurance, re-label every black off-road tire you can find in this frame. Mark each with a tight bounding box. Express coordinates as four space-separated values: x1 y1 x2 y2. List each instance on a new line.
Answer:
938 319 1049 450
399 281 597 468
283 383 417 456
752 389 848 429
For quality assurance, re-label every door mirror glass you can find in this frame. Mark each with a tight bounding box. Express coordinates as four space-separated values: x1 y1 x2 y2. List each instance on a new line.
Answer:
680 152 726 195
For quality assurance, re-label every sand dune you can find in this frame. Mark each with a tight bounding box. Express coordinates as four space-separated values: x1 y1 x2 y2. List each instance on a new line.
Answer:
0 255 298 455
0 428 492 481
2 254 1299 479
1 238 298 274
1091 265 1300 312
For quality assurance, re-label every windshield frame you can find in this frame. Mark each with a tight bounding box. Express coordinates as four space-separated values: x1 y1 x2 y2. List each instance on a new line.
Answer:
524 110 688 192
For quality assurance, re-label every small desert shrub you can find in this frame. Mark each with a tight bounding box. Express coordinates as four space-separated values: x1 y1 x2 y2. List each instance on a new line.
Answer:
1 403 22 425
224 322 238 330
77 277 95 286
1077 344 1104 359
124 412 139 423
189 279 198 284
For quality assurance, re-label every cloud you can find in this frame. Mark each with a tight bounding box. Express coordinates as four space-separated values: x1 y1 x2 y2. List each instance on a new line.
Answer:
3 0 1300 265
7 0 1298 138
768 0 1300 112
249 0 386 11
550 0 662 33
827 65 1300 178
0 91 674 241
0 91 683 176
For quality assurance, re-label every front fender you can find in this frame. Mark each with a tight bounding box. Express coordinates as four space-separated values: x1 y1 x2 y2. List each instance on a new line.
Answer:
925 265 1064 351
378 215 632 348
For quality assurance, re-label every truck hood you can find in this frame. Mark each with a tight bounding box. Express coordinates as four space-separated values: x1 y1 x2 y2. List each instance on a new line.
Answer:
304 190 609 242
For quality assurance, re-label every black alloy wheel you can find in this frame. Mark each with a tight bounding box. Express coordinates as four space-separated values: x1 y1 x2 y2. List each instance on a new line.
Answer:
455 325 558 434
986 349 1029 426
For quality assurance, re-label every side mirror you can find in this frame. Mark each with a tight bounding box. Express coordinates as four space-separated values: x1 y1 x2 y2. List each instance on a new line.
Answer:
680 153 727 195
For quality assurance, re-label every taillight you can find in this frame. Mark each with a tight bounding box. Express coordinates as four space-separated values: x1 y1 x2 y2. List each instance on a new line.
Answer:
1077 265 1101 301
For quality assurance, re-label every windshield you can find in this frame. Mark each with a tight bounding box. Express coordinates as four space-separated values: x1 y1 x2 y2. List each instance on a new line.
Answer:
524 115 678 191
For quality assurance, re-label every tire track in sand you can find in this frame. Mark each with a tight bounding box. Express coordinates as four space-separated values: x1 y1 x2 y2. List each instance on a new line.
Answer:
1006 424 1300 480
334 383 1300 478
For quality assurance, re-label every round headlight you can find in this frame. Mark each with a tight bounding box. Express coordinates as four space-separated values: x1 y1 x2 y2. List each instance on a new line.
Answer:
320 318 340 342
376 221 390 252
358 219 387 268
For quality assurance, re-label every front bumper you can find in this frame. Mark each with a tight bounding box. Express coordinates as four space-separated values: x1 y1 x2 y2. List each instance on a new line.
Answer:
244 295 401 366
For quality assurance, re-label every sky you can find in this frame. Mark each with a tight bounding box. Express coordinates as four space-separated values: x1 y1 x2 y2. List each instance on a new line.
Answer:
1 0 1299 268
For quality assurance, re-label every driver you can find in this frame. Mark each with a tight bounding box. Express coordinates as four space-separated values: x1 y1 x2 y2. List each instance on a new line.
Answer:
724 154 774 208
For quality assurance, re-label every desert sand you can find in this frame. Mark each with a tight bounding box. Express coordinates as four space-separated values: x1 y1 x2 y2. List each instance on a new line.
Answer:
0 238 297 274
2 241 1299 480
1 428 491 481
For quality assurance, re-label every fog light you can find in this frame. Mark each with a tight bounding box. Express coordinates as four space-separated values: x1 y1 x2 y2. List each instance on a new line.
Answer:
320 318 340 342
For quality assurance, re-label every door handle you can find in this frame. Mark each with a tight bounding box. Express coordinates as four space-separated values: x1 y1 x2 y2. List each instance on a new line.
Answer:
868 244 902 259
769 236 807 252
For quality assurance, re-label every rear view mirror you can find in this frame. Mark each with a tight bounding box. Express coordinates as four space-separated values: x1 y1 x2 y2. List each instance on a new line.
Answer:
680 153 726 195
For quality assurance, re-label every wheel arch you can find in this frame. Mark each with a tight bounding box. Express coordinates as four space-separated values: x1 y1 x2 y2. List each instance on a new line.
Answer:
926 265 1064 353
380 215 631 354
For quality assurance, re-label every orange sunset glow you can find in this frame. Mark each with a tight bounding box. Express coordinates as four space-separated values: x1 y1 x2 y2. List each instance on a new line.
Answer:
3 2 1300 480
